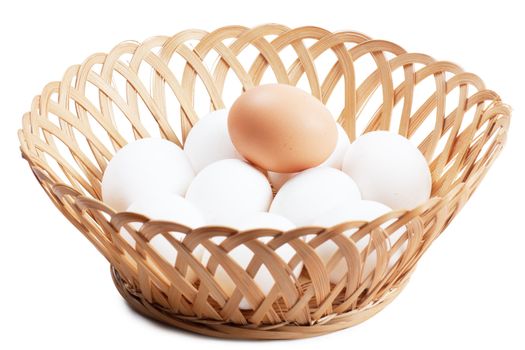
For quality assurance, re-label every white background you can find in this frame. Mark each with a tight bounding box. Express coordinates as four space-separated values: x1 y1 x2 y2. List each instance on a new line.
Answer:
1 0 523 349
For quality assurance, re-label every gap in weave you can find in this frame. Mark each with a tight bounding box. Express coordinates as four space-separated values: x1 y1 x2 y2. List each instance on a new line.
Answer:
353 53 380 97
201 49 220 80
454 118 496 184
325 77 346 125
437 153 461 191
235 43 263 76
91 63 105 76
295 73 312 96
162 83 184 142
110 97 139 142
119 53 134 66
258 67 280 86
83 78 101 113
166 47 192 84
381 51 397 66
220 69 245 110
407 74 440 148
80 108 117 162
38 138 80 193
302 38 317 48
81 81 123 154
390 61 407 90
139 60 168 138
192 77 213 117
389 94 406 135
150 45 163 56
263 34 278 43
356 86 383 135
470 122 500 169
389 65 408 133
431 127 454 169
412 108 438 152
46 107 62 133
80 79 113 150
458 96 482 136
180 39 196 51
137 94 165 139
344 40 363 51
220 37 236 48
315 48 339 89
50 113 99 190
110 71 139 142
443 86 462 134
277 44 301 75
70 125 105 184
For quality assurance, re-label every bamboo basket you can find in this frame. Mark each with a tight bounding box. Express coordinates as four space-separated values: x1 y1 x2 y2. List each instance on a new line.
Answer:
18 24 510 340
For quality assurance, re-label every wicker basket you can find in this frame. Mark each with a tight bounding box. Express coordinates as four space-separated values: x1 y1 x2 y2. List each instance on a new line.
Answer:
18 24 510 340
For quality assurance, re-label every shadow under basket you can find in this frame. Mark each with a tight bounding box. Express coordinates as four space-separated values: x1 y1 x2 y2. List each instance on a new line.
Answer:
18 24 510 340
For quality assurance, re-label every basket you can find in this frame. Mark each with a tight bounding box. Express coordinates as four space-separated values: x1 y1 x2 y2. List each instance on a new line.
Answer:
18 24 510 340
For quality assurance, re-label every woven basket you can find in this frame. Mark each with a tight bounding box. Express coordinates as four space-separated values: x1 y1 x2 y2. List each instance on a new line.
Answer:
18 24 510 340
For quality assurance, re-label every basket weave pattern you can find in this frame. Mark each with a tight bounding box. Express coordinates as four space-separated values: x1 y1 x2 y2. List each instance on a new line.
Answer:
19 25 510 339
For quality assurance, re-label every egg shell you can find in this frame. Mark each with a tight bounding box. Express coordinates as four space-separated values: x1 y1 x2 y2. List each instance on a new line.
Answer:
342 131 432 210
185 159 273 222
228 84 338 173
267 171 296 191
268 124 352 191
102 138 194 212
270 167 361 226
312 200 405 283
184 109 243 173
121 194 205 282
201 212 301 310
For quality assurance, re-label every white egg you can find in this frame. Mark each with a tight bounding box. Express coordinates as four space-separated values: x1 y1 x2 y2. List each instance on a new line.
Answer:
102 138 194 212
267 171 296 191
201 212 301 309
268 125 351 191
342 131 432 210
312 200 405 283
320 123 351 169
184 109 243 173
269 167 361 226
121 194 205 282
185 159 273 222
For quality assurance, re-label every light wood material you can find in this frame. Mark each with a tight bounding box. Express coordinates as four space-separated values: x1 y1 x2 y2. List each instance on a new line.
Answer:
18 24 510 339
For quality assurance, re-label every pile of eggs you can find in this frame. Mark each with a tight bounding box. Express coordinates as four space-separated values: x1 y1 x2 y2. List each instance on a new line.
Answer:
102 84 432 309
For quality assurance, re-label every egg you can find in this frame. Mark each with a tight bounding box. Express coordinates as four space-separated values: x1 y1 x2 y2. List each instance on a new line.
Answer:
184 109 243 173
228 84 338 173
270 167 361 226
201 212 301 309
121 193 205 281
312 200 405 283
268 123 352 190
342 131 432 210
267 171 296 191
102 138 194 212
185 159 273 222
320 123 352 169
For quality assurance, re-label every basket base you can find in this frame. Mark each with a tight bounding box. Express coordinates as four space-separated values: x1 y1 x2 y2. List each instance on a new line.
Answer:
111 266 408 340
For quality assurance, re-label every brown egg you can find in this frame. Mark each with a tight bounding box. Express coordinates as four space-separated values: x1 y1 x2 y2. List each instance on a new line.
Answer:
228 84 337 173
